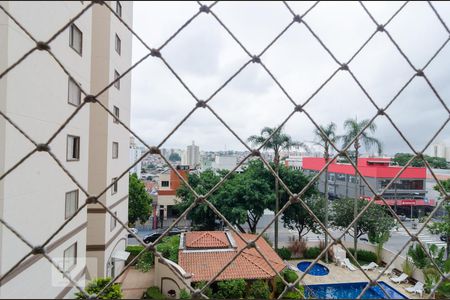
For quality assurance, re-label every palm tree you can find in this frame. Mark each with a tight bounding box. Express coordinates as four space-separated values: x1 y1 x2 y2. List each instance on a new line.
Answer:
313 122 337 263
248 126 308 249
339 117 382 259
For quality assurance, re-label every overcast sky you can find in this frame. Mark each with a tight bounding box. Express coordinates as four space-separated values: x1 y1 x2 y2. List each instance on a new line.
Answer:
130 1 450 156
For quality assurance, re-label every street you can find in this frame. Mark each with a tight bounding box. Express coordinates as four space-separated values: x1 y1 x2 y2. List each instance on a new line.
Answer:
128 214 446 256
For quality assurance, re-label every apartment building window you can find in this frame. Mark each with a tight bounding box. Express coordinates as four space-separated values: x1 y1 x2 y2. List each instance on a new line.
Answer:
68 77 81 106
113 106 120 123
69 24 82 55
115 34 121 55
67 135 80 161
112 178 118 195
116 1 122 17
161 181 169 187
65 190 79 219
112 142 119 159
110 211 117 231
63 243 77 272
336 174 346 181
114 70 120 90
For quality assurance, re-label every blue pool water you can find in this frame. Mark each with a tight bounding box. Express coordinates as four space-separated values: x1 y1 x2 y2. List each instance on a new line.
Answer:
305 281 407 299
297 261 330 276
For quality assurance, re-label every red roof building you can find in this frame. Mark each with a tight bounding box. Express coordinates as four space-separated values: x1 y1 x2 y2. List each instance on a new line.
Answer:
301 157 435 213
178 231 285 282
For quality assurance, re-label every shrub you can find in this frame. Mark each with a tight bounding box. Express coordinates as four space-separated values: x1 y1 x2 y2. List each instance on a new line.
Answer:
136 250 154 272
402 258 416 277
276 247 292 260
215 279 246 299
193 281 212 298
283 285 305 299
408 243 428 269
247 280 270 299
75 277 122 299
304 247 321 259
125 245 145 265
348 248 377 263
274 269 299 296
156 235 180 263
424 267 440 294
179 289 191 299
287 236 306 258
145 287 165 299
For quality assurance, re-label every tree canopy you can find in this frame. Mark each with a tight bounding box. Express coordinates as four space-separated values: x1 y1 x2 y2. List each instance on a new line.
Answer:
331 198 395 242
393 153 448 169
128 173 152 226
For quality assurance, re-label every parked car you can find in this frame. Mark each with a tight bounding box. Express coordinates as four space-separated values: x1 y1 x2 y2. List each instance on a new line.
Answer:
399 214 407 221
143 228 186 244
127 228 138 238
440 233 448 242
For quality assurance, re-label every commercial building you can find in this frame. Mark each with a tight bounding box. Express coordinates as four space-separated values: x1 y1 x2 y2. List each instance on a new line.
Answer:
183 141 200 169
302 157 435 217
0 1 132 298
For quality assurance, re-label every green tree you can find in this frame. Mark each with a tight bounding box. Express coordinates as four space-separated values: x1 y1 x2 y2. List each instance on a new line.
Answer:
429 179 450 257
128 173 152 226
75 277 122 299
216 160 274 233
313 122 337 262
276 164 320 239
175 170 224 230
331 199 394 252
339 118 382 259
168 152 181 162
248 126 308 249
392 153 448 169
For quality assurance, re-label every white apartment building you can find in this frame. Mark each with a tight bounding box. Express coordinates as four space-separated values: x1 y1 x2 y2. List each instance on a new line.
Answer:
182 141 200 169
211 155 238 171
0 1 132 298
129 136 142 178
429 141 450 162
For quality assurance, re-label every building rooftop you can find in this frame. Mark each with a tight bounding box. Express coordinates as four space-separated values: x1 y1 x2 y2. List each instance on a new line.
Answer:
178 231 285 282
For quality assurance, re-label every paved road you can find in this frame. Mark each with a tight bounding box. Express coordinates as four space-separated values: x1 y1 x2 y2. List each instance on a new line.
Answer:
128 214 447 255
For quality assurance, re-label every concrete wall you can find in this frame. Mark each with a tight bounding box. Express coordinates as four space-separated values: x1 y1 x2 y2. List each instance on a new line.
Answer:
154 257 192 298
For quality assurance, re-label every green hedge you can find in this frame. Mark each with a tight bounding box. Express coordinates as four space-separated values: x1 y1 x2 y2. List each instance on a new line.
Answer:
145 287 165 299
274 269 304 299
276 247 292 260
246 280 270 299
349 248 377 263
125 245 145 265
304 247 321 259
214 279 246 299
156 235 180 263
75 277 122 299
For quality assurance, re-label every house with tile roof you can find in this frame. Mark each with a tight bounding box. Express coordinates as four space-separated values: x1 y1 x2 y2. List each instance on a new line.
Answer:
153 230 287 298
178 230 286 283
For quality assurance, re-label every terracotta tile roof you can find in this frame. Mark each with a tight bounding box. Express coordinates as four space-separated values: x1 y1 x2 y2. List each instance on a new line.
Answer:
179 232 285 282
185 231 230 249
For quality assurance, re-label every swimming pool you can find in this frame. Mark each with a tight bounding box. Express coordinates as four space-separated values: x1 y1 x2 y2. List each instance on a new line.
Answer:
297 261 330 276
305 281 407 299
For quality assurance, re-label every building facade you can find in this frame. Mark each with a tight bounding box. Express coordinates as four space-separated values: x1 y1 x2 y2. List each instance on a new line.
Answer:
129 136 142 178
0 1 132 298
156 165 189 220
302 157 434 216
183 141 200 169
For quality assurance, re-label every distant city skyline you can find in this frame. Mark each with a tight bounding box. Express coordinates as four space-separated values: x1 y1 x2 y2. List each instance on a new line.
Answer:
130 1 450 155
